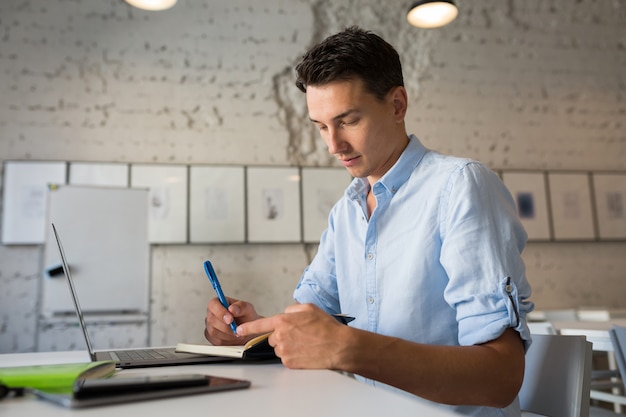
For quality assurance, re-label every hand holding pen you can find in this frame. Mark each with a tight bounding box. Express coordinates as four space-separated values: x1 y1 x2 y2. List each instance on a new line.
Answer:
203 259 355 343
204 260 237 335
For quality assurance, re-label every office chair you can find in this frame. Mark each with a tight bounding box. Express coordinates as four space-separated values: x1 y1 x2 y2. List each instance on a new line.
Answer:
609 326 626 392
519 334 593 417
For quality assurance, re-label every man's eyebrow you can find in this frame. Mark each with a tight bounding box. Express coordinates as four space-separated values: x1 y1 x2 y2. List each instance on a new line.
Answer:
309 109 359 124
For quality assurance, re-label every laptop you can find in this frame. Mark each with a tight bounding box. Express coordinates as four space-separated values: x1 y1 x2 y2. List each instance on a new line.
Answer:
51 223 232 368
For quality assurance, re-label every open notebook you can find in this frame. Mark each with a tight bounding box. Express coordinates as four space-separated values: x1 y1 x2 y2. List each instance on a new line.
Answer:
51 223 231 368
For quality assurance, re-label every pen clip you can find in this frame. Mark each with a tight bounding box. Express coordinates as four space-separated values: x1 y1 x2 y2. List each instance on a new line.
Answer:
203 261 219 290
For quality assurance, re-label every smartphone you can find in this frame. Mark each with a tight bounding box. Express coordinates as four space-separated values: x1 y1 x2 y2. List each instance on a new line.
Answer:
73 374 210 399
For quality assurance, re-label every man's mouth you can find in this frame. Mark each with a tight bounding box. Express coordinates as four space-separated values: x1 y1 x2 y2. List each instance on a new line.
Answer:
339 155 360 167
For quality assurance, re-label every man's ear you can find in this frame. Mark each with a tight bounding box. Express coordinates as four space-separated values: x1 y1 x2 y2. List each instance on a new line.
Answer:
389 86 408 122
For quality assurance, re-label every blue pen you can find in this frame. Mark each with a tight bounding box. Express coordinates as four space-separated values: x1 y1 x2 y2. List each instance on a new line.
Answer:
203 260 237 335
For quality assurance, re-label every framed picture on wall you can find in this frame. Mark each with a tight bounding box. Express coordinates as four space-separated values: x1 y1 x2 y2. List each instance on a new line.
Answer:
1 161 67 244
246 166 301 242
130 164 188 244
501 171 551 241
189 165 245 243
548 172 596 240
592 173 626 240
301 167 352 242
69 162 129 187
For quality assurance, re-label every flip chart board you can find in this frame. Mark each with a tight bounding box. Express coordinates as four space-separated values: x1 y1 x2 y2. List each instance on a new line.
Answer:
41 185 149 316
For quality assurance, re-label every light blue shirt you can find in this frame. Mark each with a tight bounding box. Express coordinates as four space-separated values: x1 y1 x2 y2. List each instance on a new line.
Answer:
294 135 533 417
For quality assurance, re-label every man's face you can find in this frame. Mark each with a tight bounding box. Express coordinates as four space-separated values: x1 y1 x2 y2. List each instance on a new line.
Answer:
306 78 407 184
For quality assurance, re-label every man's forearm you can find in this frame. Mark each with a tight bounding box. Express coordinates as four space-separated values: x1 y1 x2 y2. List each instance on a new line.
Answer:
332 326 525 407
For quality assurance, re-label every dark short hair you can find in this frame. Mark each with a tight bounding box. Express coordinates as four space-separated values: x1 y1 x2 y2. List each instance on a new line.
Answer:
295 26 404 101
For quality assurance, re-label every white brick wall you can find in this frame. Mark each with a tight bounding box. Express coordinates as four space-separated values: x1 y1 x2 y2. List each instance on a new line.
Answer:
1 0 625 352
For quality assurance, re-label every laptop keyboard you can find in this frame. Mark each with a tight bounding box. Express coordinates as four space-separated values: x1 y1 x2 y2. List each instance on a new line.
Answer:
114 349 173 361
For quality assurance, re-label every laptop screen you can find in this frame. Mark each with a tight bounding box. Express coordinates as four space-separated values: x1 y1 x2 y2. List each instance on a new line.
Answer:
51 223 98 361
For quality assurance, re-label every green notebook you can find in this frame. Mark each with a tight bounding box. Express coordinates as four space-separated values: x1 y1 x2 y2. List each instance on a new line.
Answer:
0 361 116 391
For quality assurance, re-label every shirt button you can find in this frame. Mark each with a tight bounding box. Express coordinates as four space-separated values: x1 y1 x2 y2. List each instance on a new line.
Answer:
367 253 374 260
368 297 375 304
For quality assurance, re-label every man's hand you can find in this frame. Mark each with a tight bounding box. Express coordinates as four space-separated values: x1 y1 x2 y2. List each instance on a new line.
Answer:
236 303 349 369
204 297 261 346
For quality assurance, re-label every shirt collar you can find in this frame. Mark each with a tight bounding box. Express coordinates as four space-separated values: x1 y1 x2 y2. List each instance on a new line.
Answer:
347 134 427 199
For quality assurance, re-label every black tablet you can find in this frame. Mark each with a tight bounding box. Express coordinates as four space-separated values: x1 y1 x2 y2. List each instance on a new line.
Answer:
33 373 250 408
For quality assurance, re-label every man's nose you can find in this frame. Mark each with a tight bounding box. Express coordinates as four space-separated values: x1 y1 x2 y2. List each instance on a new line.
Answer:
326 129 344 154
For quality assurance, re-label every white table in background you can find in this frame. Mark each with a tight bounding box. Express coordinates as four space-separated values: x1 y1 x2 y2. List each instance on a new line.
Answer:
554 319 626 351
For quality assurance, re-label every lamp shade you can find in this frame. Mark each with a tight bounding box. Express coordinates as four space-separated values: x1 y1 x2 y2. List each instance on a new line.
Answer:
407 0 458 28
124 0 177 11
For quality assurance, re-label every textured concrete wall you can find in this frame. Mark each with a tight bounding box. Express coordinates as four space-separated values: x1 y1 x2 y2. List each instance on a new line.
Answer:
1 0 625 353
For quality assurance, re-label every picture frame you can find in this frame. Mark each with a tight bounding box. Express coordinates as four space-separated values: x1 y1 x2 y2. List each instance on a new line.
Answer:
130 164 188 243
189 165 245 243
501 171 551 241
592 173 626 240
548 172 596 240
1 161 67 244
246 167 301 242
69 162 129 187
301 167 352 242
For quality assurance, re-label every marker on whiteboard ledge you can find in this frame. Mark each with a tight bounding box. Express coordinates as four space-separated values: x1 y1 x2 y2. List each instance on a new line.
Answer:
46 264 65 278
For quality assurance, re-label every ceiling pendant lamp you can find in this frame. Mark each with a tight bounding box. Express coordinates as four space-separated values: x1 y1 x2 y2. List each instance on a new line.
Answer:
407 0 458 29
124 0 177 11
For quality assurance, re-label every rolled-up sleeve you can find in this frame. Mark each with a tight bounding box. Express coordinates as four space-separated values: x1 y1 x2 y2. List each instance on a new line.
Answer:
439 162 534 350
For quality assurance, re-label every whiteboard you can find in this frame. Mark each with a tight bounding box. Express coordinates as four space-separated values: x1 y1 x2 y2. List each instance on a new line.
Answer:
41 185 150 316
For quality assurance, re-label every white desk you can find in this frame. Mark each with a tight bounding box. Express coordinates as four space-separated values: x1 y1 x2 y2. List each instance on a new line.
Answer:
0 351 459 417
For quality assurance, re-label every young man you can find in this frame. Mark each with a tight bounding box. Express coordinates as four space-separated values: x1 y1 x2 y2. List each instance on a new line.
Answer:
204 26 533 416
